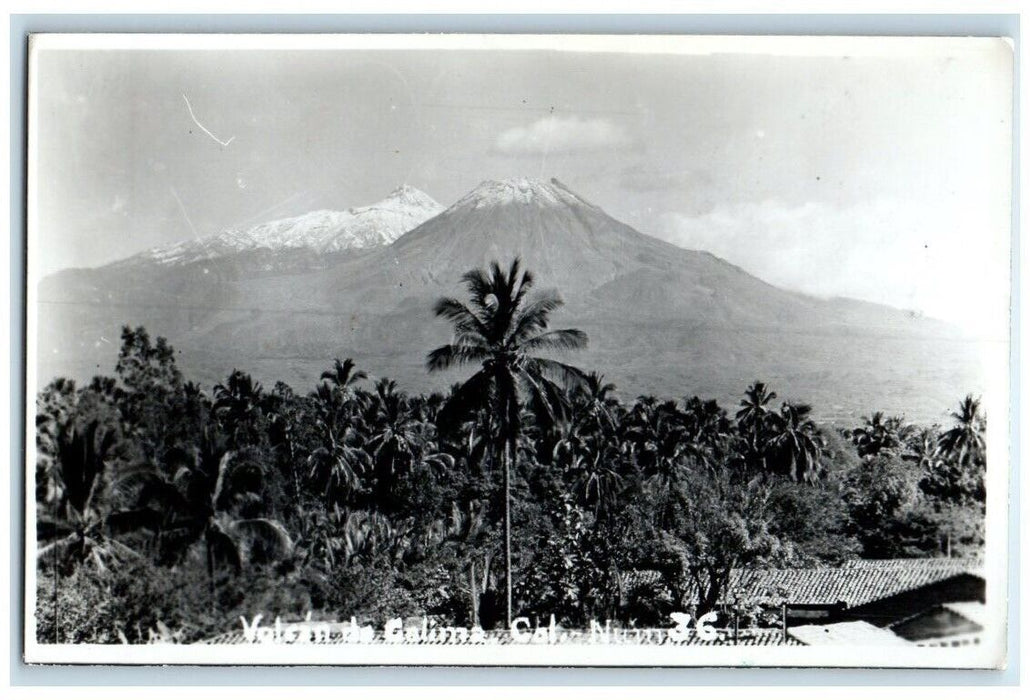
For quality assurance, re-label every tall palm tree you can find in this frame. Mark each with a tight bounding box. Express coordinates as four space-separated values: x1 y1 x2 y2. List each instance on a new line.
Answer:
426 258 588 627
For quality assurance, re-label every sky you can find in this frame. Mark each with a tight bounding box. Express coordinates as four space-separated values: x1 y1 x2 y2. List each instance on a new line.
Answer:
31 37 1012 337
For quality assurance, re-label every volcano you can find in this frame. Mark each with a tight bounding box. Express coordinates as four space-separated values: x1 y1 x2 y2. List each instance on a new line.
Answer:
118 184 444 267
36 178 984 424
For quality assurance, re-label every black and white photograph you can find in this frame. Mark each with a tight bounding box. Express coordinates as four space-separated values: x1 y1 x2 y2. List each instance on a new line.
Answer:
23 33 1013 667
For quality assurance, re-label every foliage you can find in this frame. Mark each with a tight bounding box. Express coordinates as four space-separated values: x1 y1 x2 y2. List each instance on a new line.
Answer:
33 262 987 641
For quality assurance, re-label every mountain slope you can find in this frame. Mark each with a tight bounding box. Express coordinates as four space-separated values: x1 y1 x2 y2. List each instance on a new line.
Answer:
36 178 984 424
121 185 443 267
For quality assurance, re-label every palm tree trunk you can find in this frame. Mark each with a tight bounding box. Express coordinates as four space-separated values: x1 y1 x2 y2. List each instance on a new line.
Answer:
289 441 301 504
502 438 513 630
206 539 216 614
470 560 479 627
53 546 60 643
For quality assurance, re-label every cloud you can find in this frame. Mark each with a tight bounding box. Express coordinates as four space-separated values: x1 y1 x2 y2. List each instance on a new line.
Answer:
657 197 1009 337
495 116 631 155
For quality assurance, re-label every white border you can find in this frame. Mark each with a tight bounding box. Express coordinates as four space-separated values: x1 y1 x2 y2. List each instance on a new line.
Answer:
21 32 1014 669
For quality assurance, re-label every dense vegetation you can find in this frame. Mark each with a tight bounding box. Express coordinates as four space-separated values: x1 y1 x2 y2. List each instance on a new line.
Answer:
34 260 986 643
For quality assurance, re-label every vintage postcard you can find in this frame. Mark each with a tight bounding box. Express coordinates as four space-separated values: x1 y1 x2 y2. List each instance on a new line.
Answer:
23 33 1013 667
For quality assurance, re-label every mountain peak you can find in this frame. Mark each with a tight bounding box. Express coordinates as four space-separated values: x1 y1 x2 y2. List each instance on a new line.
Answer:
450 177 597 211
126 186 443 267
378 184 441 211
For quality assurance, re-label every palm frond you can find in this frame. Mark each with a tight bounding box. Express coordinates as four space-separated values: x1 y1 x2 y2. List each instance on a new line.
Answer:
508 258 534 309
509 292 563 342
210 451 235 511
460 268 496 312
205 526 242 574
433 298 489 339
37 517 74 541
426 342 491 372
232 517 295 565
519 370 570 432
519 328 589 354
37 534 81 567
524 357 589 391
321 357 368 387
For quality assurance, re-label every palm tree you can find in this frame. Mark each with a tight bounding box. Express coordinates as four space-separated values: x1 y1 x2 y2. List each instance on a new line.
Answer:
938 394 986 468
426 258 588 627
307 384 370 507
904 426 944 471
549 418 624 517
365 378 454 509
851 411 908 458
576 372 620 435
571 435 625 518
735 381 777 471
321 357 367 396
36 419 140 575
682 396 730 451
438 500 492 626
113 429 293 607
767 401 823 483
626 403 704 524
35 417 148 643
213 370 264 448
927 395 987 509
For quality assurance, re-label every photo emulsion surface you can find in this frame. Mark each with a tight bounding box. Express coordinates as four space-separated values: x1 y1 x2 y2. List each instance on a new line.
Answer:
24 35 1012 667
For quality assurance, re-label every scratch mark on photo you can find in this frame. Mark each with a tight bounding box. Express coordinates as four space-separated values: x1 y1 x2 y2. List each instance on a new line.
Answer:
182 94 236 147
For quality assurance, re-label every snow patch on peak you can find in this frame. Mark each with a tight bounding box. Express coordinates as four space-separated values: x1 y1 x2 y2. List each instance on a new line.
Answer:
131 186 443 266
450 177 597 211
347 185 443 220
382 184 441 210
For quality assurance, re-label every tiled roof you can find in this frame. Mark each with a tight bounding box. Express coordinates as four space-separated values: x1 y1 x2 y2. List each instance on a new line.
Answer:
787 621 912 646
203 631 249 644
673 629 801 646
624 558 983 609
622 569 665 590
733 555 980 605
725 558 982 608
